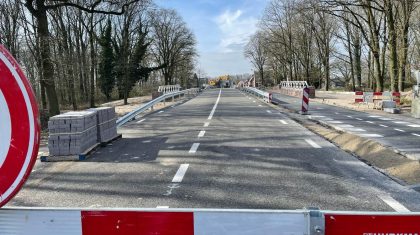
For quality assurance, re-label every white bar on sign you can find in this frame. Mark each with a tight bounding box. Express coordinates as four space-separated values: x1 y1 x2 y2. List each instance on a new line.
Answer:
194 212 309 235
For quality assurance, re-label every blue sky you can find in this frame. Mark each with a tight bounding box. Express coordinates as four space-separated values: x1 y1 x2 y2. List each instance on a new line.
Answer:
155 0 270 77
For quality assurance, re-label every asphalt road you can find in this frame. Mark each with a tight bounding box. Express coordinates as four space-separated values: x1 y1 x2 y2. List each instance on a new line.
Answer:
272 92 420 160
8 89 420 212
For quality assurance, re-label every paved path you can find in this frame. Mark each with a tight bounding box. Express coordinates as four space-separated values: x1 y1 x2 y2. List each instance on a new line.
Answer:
272 92 420 160
9 89 420 212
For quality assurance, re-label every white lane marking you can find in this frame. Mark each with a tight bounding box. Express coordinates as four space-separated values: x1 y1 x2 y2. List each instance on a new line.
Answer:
158 110 164 113
334 112 340 115
208 89 222 120
408 124 420 128
393 121 408 124
369 115 381 118
248 97 251 100
172 164 189 183
136 119 146 124
351 128 366 132
258 105 262 107
198 130 206 138
305 139 322 149
311 115 325 118
394 128 405 132
157 206 169 208
346 115 353 118
379 124 388 127
328 121 343 124
279 120 288 125
355 118 363 121
366 121 375 124
412 133 420 137
266 110 272 113
359 134 384 138
203 122 210 127
253 101 256 103
378 195 410 212
336 124 354 128
189 143 200 153
379 118 394 121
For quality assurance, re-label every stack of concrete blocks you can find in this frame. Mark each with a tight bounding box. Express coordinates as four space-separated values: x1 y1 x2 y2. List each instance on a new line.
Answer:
48 111 98 156
89 107 118 143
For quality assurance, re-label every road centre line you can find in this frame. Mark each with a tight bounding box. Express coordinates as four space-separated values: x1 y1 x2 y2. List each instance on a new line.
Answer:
259 105 262 107
351 128 366 132
279 120 288 124
359 133 384 138
266 110 272 113
189 143 200 153
412 133 420 137
394 121 409 124
408 124 420 128
369 115 381 118
379 124 388 127
136 119 146 124
346 115 353 118
366 121 375 124
158 110 164 113
253 101 256 103
378 195 410 212
203 122 210 127
305 139 322 149
172 164 189 183
198 130 206 138
379 118 394 121
394 128 405 132
328 121 343 124
208 89 221 120
355 118 363 121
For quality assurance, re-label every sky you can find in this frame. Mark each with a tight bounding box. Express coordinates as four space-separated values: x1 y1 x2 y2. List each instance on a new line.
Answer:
155 0 270 77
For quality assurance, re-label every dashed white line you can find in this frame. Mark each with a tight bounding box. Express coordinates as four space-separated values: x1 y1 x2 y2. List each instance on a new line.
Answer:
253 101 256 103
346 115 353 118
366 121 375 124
369 115 381 118
355 118 363 121
158 110 164 113
379 124 388 127
279 120 288 124
189 143 200 153
203 122 210 127
334 112 340 115
266 110 272 113
359 134 384 138
351 128 366 132
328 121 343 124
408 124 420 128
393 121 408 124
305 139 322 148
172 164 189 183
412 133 420 137
198 130 206 138
156 206 169 208
378 195 410 212
136 119 146 124
258 105 262 107
379 118 394 121
208 89 222 120
336 124 354 128
394 128 405 132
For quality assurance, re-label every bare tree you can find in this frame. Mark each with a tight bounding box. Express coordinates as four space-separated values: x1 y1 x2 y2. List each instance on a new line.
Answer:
245 31 268 86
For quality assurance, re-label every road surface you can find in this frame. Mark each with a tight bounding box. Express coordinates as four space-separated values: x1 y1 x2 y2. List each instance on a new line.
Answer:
9 89 420 212
272 92 420 160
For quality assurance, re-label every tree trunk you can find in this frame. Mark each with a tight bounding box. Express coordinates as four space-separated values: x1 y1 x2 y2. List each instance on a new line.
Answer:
89 16 95 108
36 1 60 116
386 1 398 92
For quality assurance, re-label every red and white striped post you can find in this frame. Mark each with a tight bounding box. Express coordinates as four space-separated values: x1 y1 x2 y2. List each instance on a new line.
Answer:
301 87 310 114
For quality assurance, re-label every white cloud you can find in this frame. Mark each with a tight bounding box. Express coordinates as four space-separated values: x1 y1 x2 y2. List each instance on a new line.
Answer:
214 9 258 53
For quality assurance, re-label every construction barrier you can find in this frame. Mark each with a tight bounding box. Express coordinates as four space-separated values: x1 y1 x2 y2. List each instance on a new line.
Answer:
279 81 316 99
354 91 401 107
1 208 420 235
301 87 310 114
354 91 364 103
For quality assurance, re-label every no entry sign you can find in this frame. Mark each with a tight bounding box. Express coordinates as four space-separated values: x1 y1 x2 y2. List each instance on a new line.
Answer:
0 45 40 207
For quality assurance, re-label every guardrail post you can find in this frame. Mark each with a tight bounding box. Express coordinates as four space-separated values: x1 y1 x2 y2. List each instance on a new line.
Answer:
308 208 324 235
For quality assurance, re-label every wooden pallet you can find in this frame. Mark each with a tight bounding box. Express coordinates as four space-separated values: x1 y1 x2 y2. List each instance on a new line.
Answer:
40 143 100 162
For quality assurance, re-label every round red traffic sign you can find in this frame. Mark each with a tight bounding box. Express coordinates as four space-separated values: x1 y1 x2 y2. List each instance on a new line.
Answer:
0 44 40 207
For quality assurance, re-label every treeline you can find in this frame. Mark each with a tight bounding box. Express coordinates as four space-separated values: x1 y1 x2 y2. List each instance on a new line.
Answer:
0 0 197 116
245 0 420 92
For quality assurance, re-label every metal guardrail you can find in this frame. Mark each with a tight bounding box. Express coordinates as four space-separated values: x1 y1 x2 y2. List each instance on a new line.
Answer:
158 85 181 94
116 88 200 127
241 87 270 102
280 81 308 89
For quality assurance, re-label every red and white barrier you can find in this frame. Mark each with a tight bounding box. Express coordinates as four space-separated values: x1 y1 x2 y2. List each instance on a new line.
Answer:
0 208 309 235
301 87 310 114
354 91 364 103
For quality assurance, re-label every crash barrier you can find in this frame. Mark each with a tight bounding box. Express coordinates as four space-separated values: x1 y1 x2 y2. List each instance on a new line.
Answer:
241 87 271 103
279 81 316 98
1 208 420 235
117 88 200 127
301 87 310 114
158 85 181 94
354 91 401 109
